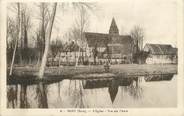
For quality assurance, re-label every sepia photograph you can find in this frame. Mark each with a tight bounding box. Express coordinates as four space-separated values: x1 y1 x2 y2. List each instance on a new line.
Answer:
0 0 183 115
5 1 179 109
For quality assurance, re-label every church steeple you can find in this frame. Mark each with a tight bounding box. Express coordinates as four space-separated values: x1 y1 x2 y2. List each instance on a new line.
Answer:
109 17 119 35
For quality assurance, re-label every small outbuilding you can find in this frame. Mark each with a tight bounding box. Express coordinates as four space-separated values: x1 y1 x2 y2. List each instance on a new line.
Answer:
143 44 177 64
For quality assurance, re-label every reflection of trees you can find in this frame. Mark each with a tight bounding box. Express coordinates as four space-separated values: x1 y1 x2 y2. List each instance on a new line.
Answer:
57 82 62 102
69 80 88 108
129 82 143 99
20 84 30 108
36 82 48 108
7 84 30 108
68 80 72 96
7 85 18 108
123 77 143 100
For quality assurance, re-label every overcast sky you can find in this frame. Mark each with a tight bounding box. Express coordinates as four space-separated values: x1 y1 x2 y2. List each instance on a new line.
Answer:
8 0 177 47
92 0 177 47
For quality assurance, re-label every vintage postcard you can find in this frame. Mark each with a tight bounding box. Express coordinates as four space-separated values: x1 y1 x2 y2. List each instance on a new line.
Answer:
0 0 184 115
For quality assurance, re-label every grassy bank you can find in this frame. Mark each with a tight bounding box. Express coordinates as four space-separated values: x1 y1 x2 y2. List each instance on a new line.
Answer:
7 64 177 84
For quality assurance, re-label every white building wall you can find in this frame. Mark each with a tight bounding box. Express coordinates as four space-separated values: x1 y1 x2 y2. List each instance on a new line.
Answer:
146 55 175 64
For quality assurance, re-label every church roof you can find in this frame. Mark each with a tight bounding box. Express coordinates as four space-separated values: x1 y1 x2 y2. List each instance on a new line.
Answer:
109 18 119 34
84 32 110 47
84 32 133 48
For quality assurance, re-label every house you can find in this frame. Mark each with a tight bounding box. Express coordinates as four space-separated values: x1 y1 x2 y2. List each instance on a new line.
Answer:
84 18 134 64
47 41 86 66
143 44 177 64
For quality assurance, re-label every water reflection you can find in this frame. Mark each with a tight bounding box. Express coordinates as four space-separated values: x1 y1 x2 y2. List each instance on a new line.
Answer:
7 85 18 108
82 77 140 103
7 74 176 108
36 82 48 108
124 80 143 100
20 84 29 108
144 74 174 82
108 79 119 103
7 84 30 108
69 80 87 108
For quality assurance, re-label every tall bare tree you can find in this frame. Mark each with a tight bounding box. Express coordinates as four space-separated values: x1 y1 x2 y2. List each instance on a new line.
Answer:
20 4 31 49
50 39 64 66
76 6 89 65
8 3 32 66
38 3 57 79
130 25 144 64
36 3 57 108
71 3 96 66
7 17 18 64
20 5 32 64
36 3 50 62
130 25 144 52
9 3 21 75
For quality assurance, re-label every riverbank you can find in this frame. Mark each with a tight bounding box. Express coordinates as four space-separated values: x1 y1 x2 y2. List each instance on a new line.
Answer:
7 64 177 84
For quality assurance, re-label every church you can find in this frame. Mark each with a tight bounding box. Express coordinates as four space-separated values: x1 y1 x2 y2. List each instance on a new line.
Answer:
84 18 135 64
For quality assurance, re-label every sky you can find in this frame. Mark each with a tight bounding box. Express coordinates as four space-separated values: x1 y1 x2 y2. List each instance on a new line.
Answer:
8 0 177 47
93 0 177 46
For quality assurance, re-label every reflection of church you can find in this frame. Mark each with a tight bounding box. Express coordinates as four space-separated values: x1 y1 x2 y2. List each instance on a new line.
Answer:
84 18 135 64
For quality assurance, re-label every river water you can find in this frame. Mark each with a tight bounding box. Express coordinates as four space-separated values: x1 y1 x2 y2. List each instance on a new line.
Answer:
7 74 177 108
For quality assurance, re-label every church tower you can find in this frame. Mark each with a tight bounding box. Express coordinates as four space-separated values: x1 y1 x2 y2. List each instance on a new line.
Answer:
109 18 119 35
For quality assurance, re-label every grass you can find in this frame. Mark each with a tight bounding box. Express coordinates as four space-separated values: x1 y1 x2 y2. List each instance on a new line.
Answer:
7 64 177 84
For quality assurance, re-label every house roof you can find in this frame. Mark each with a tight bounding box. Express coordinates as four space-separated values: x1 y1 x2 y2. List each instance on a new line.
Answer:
144 44 177 55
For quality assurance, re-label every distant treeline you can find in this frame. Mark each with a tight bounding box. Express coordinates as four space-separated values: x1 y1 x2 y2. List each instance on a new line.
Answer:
7 40 81 66
7 47 39 65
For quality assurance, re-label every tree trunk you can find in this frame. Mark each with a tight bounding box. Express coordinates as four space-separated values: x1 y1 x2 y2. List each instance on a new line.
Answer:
38 3 57 79
81 48 84 64
9 3 21 76
58 52 61 67
20 84 28 108
75 47 80 67
94 55 96 65
36 3 57 109
37 82 48 108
